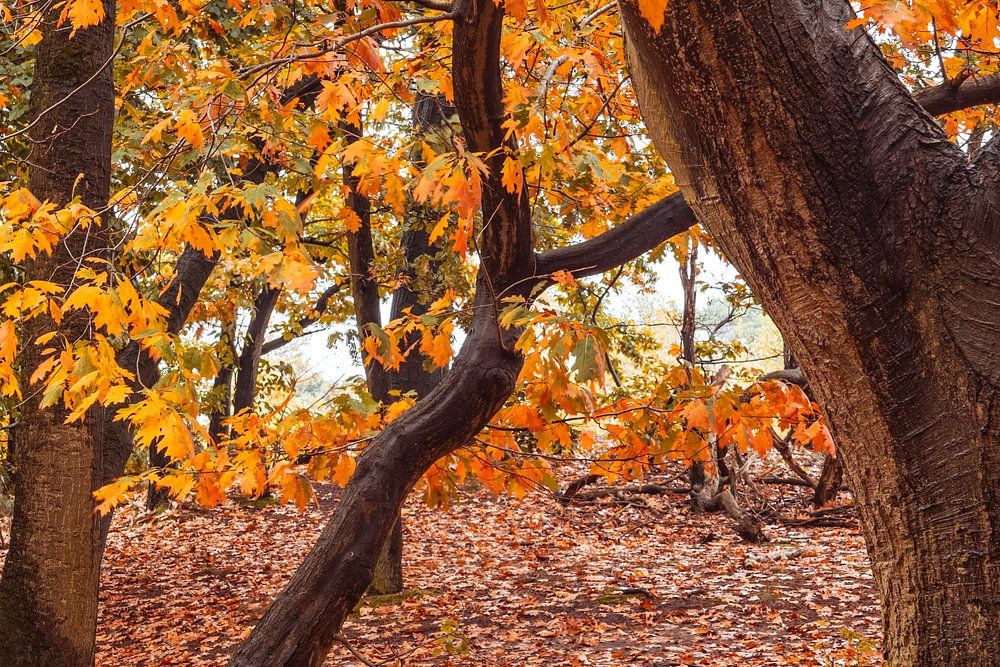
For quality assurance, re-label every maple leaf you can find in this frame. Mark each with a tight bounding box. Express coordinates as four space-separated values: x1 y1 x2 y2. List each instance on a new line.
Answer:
680 399 709 432
60 0 105 33
173 110 204 149
551 270 577 288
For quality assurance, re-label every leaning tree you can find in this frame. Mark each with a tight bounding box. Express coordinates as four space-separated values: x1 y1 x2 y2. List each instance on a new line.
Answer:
232 1 1000 665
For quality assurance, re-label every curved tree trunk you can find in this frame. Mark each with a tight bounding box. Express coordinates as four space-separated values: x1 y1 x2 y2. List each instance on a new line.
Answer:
231 290 524 665
621 0 1000 663
230 0 696 659
0 3 115 663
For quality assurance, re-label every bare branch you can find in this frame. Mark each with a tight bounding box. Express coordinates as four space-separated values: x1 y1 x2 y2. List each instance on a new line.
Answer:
914 71 1000 117
260 283 343 355
534 191 695 280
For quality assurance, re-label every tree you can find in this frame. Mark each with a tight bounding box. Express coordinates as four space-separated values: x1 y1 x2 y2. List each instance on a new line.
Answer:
0 1 115 662
3 0 999 664
233 1 1000 665
230 0 695 661
619 0 1000 664
343 92 450 594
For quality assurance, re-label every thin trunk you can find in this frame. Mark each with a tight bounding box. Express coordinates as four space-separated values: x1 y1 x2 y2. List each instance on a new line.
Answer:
0 3 115 663
208 318 237 443
623 1 1000 662
232 285 281 416
813 454 844 507
102 80 326 544
678 239 705 496
678 239 697 366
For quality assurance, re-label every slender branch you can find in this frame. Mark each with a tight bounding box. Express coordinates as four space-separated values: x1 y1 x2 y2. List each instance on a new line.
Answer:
238 12 457 79
260 283 343 355
395 0 452 10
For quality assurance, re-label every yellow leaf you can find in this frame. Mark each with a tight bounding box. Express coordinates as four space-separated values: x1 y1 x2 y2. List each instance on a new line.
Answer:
340 207 363 233
94 477 132 516
332 454 356 487
142 117 173 145
428 213 450 244
174 110 204 149
501 155 523 194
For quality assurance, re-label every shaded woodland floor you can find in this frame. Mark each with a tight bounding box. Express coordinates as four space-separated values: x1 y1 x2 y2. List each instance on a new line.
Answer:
70 463 881 667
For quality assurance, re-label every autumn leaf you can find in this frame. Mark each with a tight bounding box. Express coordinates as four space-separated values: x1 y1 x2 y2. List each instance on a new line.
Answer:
60 0 105 33
637 0 669 34
173 110 204 149
550 270 577 288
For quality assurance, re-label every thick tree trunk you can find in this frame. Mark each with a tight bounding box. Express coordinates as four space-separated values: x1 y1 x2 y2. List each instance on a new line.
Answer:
0 3 115 663
622 0 1000 663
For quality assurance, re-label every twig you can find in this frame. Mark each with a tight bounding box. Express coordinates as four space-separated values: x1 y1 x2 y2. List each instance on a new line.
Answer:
334 633 381 667
239 12 457 79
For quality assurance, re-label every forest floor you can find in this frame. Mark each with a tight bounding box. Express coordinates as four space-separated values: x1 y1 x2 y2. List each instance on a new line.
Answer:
82 459 882 667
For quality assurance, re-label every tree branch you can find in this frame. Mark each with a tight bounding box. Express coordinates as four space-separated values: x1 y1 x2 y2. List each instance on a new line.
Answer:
534 191 695 279
914 71 1000 117
260 283 343 356
452 0 533 283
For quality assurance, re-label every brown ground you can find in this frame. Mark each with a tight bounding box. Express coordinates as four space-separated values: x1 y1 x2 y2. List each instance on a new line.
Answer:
87 469 882 666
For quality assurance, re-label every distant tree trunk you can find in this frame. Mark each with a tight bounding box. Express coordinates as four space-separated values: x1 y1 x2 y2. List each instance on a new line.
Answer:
0 3 115 663
812 454 843 507
342 94 452 595
678 238 698 366
207 318 237 443
622 0 1000 662
232 285 281 416
677 238 707 496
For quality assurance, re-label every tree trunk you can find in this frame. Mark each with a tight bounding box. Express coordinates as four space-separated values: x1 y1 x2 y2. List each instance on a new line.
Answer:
0 3 115 663
622 0 1000 663
230 292 524 665
813 454 843 507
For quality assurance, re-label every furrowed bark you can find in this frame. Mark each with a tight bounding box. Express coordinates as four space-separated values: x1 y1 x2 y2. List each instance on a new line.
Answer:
621 0 1000 663
0 3 115 663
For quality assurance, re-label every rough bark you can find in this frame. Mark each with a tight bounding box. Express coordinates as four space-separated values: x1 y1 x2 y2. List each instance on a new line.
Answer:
621 0 1000 663
0 4 115 663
